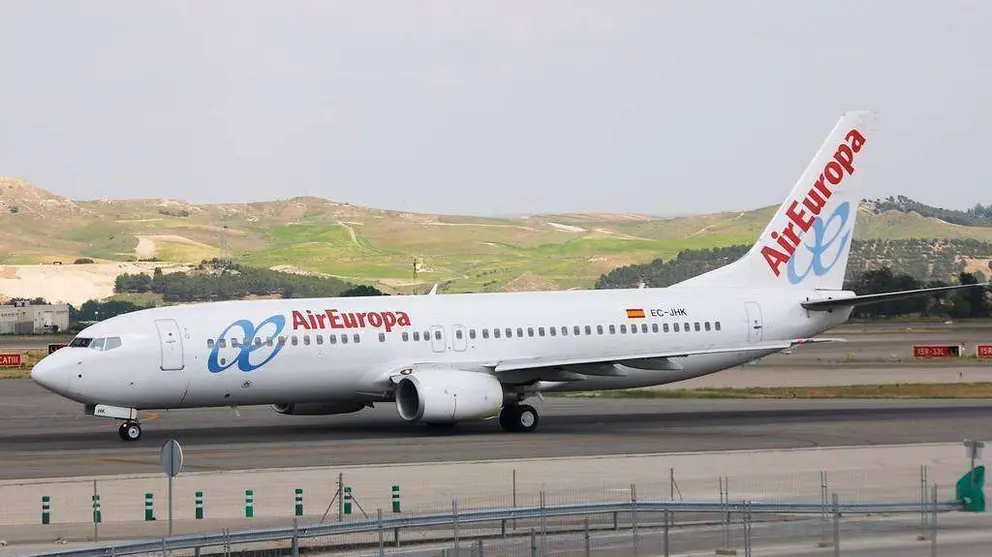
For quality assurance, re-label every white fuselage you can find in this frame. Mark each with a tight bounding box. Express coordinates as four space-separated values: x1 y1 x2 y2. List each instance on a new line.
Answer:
32 286 851 410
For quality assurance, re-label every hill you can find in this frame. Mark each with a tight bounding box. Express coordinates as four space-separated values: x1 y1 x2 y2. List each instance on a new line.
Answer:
2 177 992 298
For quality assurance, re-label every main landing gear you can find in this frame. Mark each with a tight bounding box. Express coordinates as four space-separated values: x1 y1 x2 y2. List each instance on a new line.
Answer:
499 403 539 433
118 421 142 441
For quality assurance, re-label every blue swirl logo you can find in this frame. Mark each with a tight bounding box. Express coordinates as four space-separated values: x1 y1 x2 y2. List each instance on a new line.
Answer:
786 201 852 285
207 314 286 373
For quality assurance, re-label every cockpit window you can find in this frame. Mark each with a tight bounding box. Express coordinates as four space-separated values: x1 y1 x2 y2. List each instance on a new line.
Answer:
78 336 123 351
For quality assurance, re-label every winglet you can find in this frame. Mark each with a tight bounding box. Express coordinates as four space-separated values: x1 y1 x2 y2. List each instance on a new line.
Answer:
427 284 439 295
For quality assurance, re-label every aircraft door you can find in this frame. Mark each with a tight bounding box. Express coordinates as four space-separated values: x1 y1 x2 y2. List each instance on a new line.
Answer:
452 325 467 352
430 325 446 353
744 302 764 343
155 319 185 371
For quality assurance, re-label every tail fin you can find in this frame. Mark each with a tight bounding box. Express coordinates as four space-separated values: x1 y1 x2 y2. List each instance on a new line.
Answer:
675 110 876 290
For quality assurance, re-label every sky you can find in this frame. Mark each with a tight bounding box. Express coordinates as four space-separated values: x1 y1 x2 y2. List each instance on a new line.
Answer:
1 1 990 217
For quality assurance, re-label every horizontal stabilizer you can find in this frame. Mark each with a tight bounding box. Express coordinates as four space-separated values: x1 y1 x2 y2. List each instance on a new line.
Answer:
801 284 988 311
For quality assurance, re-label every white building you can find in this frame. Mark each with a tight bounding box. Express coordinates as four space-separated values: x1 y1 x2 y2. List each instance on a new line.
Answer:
0 302 71 334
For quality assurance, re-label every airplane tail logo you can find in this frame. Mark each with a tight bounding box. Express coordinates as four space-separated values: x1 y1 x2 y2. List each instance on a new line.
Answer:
673 110 876 291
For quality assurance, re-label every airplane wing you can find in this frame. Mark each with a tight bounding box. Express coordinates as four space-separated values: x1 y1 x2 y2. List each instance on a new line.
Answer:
489 337 841 373
801 283 987 311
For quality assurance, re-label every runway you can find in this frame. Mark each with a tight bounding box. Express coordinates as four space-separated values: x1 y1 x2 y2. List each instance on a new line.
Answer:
3 379 992 480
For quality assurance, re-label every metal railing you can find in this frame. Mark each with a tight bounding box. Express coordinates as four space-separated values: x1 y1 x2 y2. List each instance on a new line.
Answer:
21 498 964 557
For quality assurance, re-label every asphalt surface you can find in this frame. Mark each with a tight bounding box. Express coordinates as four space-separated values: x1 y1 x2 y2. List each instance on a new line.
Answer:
3 379 992 480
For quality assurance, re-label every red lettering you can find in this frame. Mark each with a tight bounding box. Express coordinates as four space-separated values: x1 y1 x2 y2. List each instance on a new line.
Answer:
813 175 832 198
307 311 319 329
342 312 358 328
397 312 411 326
781 222 801 248
383 312 397 332
327 310 342 329
846 129 865 152
824 161 844 184
833 144 855 174
761 246 789 277
316 313 328 328
292 311 310 330
786 200 814 233
772 231 795 254
356 312 368 327
802 188 828 216
368 312 383 327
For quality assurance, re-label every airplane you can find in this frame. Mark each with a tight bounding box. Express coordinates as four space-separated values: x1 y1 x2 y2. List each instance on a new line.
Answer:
30 110 986 441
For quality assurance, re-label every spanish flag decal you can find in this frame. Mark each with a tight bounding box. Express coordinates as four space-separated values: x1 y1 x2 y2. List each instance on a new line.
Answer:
626 308 646 319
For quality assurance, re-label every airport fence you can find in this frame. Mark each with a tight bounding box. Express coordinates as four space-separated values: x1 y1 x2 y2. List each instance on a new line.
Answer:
1 462 985 556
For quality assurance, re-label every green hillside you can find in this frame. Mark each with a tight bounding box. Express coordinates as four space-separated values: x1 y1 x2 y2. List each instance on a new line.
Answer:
2 177 991 293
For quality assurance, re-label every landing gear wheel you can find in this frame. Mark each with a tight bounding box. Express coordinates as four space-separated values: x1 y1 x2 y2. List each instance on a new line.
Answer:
119 421 142 441
516 404 539 433
499 404 539 433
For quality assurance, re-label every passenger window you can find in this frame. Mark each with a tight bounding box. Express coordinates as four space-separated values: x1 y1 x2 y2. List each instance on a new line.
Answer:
219 339 227 348
684 322 690 332
341 334 348 344
413 331 420 341
493 328 500 339
403 332 410 342
255 337 263 347
456 329 464 340
434 330 442 340
353 333 360 344
528 327 534 337
694 322 700 332
303 335 311 346
705 322 711 331
663 323 670 332
609 325 616 334
266 337 273 347
316 335 324 345
292 336 299 346
330 335 337 345
469 329 477 340
573 326 580 336
105 337 122 351
550 327 556 337
561 326 568 336
673 323 680 332
538 327 545 337
517 328 523 337
483 329 490 339
631 325 638 334
715 321 721 331
652 323 658 333
584 325 592 335
378 332 386 342
620 324 627 334
231 338 240 348
207 339 214 348
597 325 604 335
424 331 431 341
506 328 512 338
642 324 648 333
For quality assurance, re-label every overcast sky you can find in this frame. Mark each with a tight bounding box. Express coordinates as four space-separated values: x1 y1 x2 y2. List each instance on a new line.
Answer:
1 1 989 216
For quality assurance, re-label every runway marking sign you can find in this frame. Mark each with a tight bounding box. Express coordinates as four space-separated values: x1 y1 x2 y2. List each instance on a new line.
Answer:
913 345 961 358
0 353 23 367
977 345 992 359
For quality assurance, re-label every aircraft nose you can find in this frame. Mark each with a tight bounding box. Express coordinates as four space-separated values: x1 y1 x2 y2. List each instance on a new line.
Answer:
31 357 68 394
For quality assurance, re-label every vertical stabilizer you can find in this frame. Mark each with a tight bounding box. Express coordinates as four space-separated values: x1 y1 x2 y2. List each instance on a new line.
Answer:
675 110 876 290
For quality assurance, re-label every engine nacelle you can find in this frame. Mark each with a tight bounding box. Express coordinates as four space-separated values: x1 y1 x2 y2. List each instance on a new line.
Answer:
271 401 367 416
395 369 504 424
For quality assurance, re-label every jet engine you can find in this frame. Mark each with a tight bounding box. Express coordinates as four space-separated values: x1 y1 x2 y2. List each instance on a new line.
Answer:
394 369 504 424
271 401 368 415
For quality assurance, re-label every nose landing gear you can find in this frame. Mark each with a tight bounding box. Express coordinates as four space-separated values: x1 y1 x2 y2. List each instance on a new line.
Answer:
118 421 142 441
